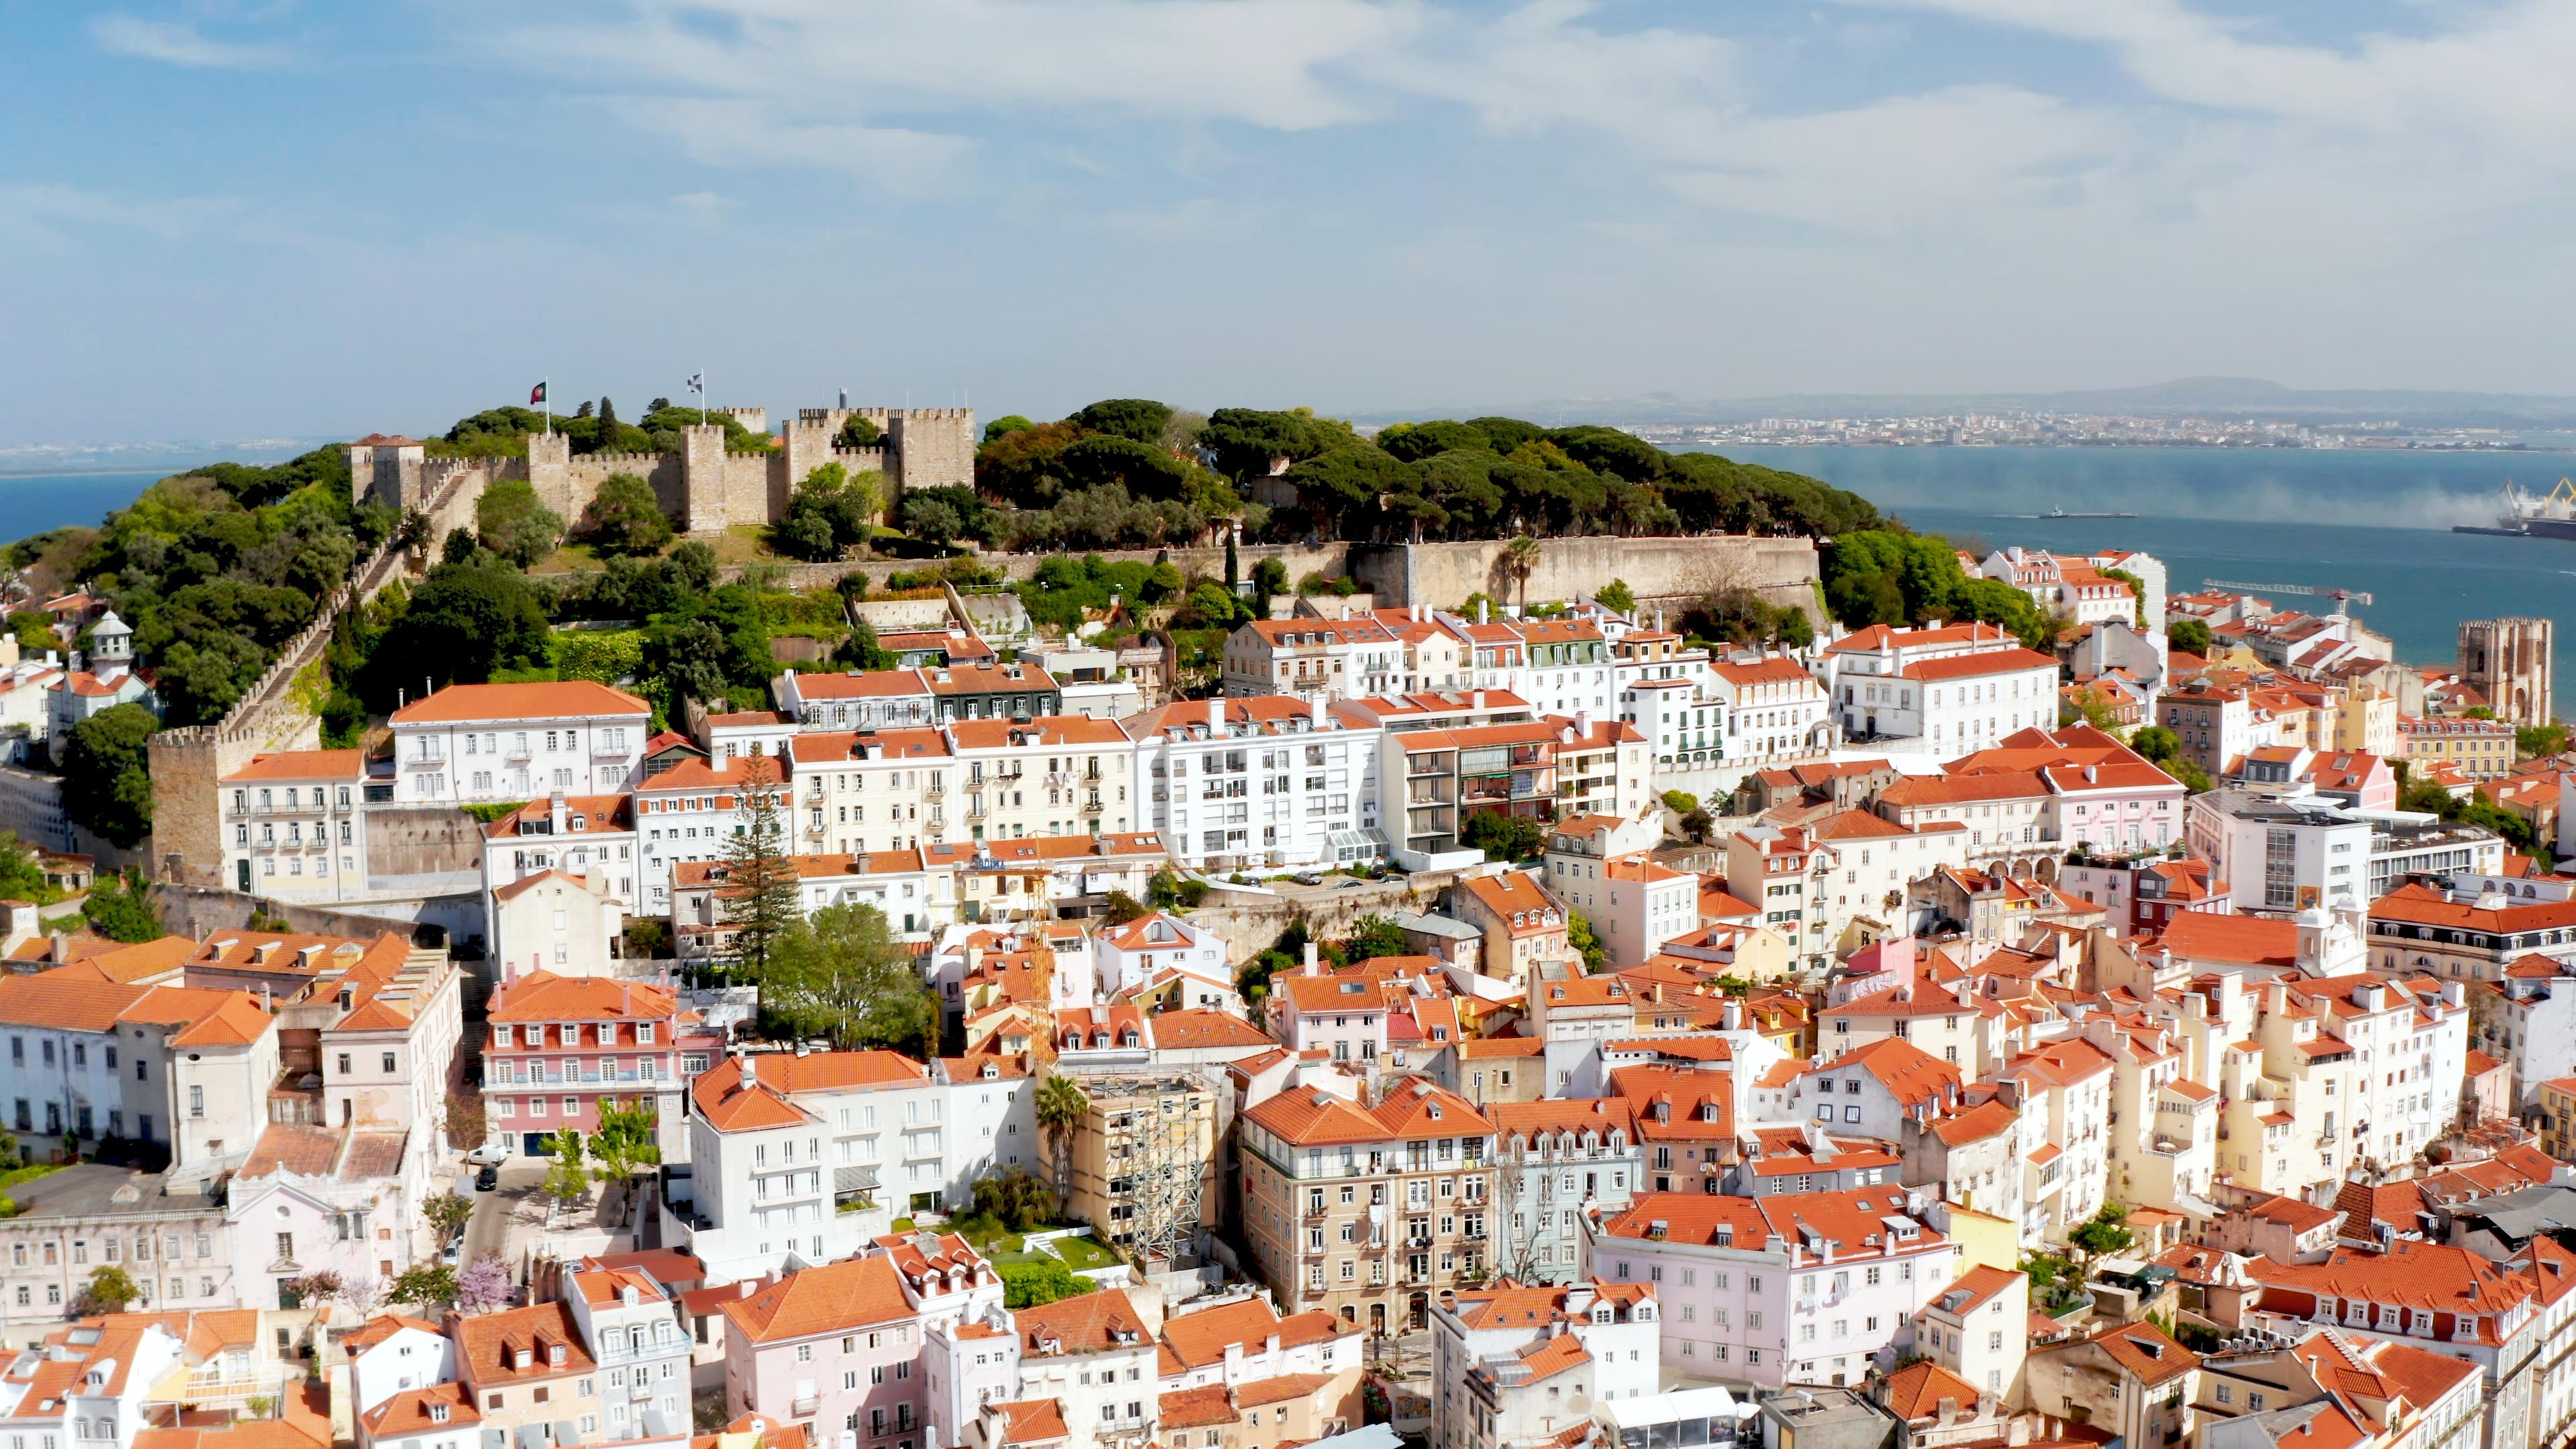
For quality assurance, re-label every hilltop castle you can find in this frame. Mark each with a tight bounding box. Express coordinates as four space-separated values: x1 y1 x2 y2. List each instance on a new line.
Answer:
347 405 978 534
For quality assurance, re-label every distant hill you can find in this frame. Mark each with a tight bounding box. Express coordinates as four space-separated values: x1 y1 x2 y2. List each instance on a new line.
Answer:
1350 378 2576 430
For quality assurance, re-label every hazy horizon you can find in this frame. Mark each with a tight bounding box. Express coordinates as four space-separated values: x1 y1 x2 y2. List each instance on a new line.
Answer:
13 3 2576 448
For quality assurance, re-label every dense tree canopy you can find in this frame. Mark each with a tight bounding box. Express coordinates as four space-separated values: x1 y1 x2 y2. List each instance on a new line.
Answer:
359 561 552 706
62 704 157 848
476 480 564 568
946 400 1878 552
1820 531 2054 649
574 473 674 557
66 457 387 729
1070 398 1175 445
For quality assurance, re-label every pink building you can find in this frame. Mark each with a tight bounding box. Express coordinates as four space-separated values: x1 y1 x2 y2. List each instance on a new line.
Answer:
482 969 684 1159
1585 1187 1959 1390
720 1252 931 1449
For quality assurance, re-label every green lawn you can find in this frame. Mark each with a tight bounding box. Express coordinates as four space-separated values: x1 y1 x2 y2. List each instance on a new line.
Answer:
1049 1235 1120 1271
955 1217 1116 1271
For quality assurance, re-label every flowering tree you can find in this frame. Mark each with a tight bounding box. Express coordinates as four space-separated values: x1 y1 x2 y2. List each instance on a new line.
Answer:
457 1252 513 1316
282 1271 344 1308
340 1273 386 1317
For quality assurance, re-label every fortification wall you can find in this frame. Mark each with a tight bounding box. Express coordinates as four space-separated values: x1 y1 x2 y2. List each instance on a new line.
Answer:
720 451 777 530
757 540 1352 596
538 447 688 532
364 806 484 877
150 883 441 947
890 408 977 492
1349 535 1820 618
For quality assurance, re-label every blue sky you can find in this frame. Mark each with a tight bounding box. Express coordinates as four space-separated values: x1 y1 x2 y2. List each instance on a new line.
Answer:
6 0 2575 447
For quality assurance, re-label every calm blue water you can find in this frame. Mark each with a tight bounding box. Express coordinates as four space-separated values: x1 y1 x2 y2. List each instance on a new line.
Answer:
0 470 199 537
1703 446 2576 717
1712 443 2565 530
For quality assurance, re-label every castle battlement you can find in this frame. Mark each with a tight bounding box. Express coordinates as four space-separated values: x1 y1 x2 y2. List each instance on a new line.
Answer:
897 407 974 421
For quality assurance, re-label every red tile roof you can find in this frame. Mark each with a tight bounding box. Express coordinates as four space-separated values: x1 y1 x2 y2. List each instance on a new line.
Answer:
720 1255 914 1344
388 680 648 724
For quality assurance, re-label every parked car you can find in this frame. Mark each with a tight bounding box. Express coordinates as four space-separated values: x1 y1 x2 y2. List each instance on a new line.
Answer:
1289 872 1324 886
474 1165 499 1192
464 1143 508 1167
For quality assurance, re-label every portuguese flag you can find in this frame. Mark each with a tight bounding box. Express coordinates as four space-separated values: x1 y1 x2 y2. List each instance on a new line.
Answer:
529 380 548 406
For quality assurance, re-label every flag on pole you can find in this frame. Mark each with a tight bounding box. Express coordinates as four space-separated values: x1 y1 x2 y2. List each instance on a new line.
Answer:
529 381 547 406
686 374 704 394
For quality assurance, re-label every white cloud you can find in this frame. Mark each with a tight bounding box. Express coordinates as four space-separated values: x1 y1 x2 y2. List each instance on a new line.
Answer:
497 1 1415 131
89 13 287 68
0 184 241 248
602 97 974 193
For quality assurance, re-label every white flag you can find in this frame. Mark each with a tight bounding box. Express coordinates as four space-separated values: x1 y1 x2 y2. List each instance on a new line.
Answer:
686 373 704 394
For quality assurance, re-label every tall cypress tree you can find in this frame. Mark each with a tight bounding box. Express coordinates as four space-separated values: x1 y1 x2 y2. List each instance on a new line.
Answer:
598 396 619 439
717 755 801 984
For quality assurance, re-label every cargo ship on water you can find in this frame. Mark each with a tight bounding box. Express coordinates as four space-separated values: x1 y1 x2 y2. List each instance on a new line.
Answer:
2455 478 2576 540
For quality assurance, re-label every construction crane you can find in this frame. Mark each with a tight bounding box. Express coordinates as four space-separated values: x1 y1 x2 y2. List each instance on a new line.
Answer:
2200 578 2373 609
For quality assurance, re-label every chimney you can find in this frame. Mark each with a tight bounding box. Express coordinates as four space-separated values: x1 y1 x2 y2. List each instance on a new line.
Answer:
1576 710 1592 737
1478 599 1490 625
1311 695 1326 728
1210 698 1225 731
1473 690 1485 711
1304 943 1320 977
550 792 569 835
740 1055 758 1091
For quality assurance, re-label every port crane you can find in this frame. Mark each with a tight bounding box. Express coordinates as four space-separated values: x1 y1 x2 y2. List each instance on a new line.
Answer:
2200 578 2373 609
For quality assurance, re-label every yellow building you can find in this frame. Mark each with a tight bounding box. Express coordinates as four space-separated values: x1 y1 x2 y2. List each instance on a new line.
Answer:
2400 714 2518 781
2538 1078 2576 1161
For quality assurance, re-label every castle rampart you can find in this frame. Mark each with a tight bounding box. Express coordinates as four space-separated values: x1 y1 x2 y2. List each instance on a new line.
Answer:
361 404 976 539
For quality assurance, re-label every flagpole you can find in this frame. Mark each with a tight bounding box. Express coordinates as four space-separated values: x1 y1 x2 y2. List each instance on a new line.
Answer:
544 377 551 437
700 369 707 427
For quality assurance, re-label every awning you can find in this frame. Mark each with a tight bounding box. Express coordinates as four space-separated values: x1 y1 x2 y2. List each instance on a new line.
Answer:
835 1165 880 1193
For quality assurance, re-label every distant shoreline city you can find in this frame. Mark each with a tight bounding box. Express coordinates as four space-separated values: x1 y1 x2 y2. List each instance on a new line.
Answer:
1633 413 2548 450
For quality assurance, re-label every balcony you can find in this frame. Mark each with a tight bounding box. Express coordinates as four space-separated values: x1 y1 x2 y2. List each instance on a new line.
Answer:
793 1396 820 1417
1082 798 1105 816
925 778 945 797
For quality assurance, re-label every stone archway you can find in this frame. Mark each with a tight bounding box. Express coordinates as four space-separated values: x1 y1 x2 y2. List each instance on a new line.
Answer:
2035 857 2060 883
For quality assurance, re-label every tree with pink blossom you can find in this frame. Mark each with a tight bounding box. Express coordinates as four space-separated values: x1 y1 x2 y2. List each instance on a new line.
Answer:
456 1252 513 1316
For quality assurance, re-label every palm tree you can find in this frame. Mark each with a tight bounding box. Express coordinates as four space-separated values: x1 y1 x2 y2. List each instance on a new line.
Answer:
1034 1073 1090 1219
1503 534 1542 616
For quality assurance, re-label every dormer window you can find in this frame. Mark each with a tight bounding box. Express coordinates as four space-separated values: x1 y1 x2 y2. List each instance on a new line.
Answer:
548 1344 566 1366
430 1403 451 1424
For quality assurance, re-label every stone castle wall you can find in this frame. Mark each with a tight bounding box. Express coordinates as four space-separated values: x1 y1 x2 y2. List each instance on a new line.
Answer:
1349 535 1821 619
364 406 975 539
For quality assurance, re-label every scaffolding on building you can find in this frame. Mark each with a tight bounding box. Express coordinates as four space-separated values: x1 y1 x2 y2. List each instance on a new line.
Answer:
1089 1071 1214 1268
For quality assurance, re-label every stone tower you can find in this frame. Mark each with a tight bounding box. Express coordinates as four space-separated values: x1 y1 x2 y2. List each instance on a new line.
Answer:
345 434 427 510
888 409 977 491
2459 616 2553 729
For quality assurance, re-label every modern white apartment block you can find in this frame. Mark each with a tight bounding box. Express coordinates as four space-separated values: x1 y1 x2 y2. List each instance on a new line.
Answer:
1128 696 1384 873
